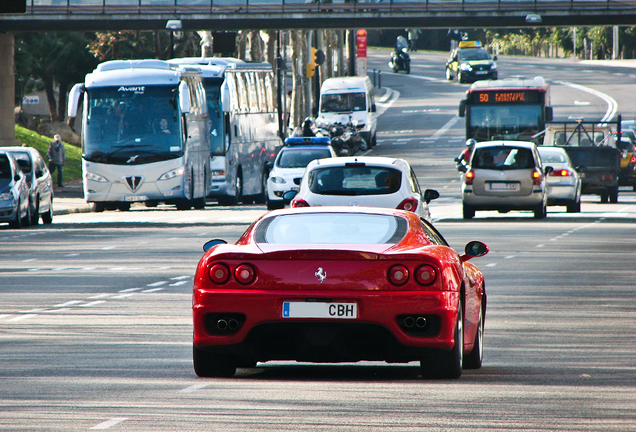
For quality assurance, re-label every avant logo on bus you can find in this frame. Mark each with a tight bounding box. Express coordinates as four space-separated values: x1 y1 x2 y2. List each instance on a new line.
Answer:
118 86 145 93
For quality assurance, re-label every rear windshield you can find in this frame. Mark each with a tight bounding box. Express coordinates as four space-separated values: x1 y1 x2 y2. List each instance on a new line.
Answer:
0 155 12 179
472 146 535 170
538 149 568 164
308 165 402 196
320 93 366 113
256 213 407 244
277 148 332 169
11 153 32 173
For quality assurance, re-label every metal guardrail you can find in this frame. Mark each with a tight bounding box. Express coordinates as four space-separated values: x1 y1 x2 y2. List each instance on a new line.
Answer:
22 0 636 15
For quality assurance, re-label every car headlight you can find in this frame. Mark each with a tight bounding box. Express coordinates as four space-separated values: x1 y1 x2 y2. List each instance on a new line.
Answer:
270 176 286 184
159 167 185 181
490 63 497 71
0 192 14 201
460 63 472 71
85 172 108 182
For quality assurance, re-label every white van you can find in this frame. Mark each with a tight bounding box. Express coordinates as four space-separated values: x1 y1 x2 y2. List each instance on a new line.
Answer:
317 76 377 147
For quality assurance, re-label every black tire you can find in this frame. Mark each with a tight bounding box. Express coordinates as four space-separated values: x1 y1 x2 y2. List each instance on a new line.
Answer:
462 203 475 220
458 73 466 84
421 301 463 379
405 62 410 74
267 200 285 210
534 202 547 219
445 68 453 80
22 202 31 227
193 345 236 378
231 171 243 205
9 200 22 229
30 199 39 226
359 137 369 151
600 191 609 203
117 203 131 212
41 204 53 224
609 187 619 203
463 300 484 370
91 202 105 213
566 198 581 213
254 170 268 205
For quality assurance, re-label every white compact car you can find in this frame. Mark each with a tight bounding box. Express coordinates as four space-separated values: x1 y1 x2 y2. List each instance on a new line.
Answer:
266 137 336 210
537 146 582 213
288 156 439 221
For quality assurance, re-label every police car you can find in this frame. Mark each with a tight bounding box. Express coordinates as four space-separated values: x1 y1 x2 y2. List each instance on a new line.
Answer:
445 41 498 84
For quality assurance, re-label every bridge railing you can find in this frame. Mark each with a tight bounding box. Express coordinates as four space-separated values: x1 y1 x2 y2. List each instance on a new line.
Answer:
24 0 636 15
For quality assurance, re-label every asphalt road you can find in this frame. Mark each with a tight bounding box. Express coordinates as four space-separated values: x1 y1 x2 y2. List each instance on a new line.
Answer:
1 50 636 431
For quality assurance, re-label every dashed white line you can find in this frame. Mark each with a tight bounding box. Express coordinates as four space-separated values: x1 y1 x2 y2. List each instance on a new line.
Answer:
8 314 37 322
169 281 189 287
119 288 142 293
79 301 106 307
112 294 134 299
54 300 83 308
90 418 128 430
179 383 209 393
142 288 164 293
171 276 190 280
147 281 167 287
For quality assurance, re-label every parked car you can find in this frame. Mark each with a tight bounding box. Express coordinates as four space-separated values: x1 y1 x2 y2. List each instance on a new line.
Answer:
193 207 489 379
288 156 439 221
0 150 31 229
0 147 53 224
266 137 336 210
461 140 550 219
537 146 583 213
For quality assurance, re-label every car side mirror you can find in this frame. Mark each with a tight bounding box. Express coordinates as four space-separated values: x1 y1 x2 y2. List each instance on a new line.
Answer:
460 241 489 262
370 103 376 113
423 189 439 204
282 190 297 202
14 174 21 182
203 239 227 252
457 164 467 173
576 165 587 173
544 166 554 175
458 100 466 117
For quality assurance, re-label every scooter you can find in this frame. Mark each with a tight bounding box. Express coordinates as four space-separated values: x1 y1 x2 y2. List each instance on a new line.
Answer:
389 48 410 74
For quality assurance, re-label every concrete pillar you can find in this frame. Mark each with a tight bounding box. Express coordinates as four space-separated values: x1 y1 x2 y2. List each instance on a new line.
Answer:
0 33 20 146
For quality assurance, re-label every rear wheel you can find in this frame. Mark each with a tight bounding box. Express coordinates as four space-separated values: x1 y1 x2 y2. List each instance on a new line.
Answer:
421 301 463 379
30 199 39 225
91 202 105 213
534 202 547 219
9 200 22 229
463 300 484 370
193 345 237 378
462 203 475 220
42 204 53 224
445 68 453 80
405 62 410 74
117 203 131 212
566 198 581 213
609 186 619 203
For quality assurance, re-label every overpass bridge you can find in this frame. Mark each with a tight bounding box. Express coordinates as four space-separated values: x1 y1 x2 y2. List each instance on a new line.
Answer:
2 0 636 32
1 0 636 146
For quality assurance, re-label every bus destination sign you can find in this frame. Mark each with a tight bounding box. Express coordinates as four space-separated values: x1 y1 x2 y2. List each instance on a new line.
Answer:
471 90 540 104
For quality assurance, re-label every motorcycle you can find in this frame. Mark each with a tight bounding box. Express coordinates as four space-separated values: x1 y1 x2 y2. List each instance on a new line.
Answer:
315 116 367 156
389 48 410 74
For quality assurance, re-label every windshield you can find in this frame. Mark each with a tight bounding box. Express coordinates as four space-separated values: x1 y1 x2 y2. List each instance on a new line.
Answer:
277 148 332 169
469 104 542 141
308 165 402 196
320 93 366 113
257 213 407 244
472 146 535 170
203 78 225 156
83 85 182 165
459 49 492 61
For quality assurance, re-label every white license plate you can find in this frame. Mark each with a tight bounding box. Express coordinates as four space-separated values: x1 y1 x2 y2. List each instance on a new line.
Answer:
476 71 488 75
282 302 357 319
489 182 518 191
124 195 148 202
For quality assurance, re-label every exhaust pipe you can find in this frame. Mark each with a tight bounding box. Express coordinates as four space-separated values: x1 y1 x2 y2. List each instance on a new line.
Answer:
416 317 427 328
216 319 228 330
403 316 415 328
227 319 239 330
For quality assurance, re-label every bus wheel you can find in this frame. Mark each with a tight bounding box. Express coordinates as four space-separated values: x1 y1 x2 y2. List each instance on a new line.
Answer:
118 203 131 212
233 171 243 205
254 171 268 204
193 197 206 209
91 202 105 213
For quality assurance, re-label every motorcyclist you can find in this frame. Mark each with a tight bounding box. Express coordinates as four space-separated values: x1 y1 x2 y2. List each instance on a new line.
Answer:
455 138 476 171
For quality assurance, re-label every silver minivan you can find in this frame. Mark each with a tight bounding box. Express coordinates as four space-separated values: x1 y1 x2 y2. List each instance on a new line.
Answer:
461 141 550 219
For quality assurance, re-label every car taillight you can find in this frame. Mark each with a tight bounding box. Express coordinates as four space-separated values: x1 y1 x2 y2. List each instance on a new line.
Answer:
209 263 230 284
234 264 256 285
397 197 418 212
464 170 474 185
532 169 542 185
631 155 636 164
600 174 614 181
549 169 573 177
291 199 310 208
415 265 437 286
388 265 409 286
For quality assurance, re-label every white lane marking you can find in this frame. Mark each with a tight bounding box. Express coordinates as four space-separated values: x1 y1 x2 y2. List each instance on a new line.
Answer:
23 308 46 313
486 263 497 267
79 301 106 307
169 281 189 287
8 314 37 322
65 253 79 257
536 244 545 248
0 314 13 319
179 383 209 393
82 267 96 271
142 288 164 293
554 81 617 122
110 267 141 271
88 294 112 299
54 300 83 308
431 116 459 140
147 281 167 287
171 276 190 280
102 246 116 250
119 288 141 293
504 256 515 259
112 294 134 299
90 418 128 430
22 258 37 262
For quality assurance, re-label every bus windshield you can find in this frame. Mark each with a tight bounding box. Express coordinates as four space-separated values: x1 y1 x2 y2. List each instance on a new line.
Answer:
83 85 182 165
203 78 225 156
468 104 542 141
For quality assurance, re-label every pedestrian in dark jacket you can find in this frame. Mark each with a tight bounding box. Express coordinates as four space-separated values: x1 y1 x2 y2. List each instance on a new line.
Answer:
47 134 65 188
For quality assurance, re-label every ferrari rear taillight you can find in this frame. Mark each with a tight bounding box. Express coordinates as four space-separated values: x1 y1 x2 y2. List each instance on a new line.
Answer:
532 169 542 185
397 197 418 212
415 265 437 286
388 265 409 286
291 199 310 208
464 170 474 185
631 155 636 164
209 263 230 284
549 169 573 177
234 264 256 285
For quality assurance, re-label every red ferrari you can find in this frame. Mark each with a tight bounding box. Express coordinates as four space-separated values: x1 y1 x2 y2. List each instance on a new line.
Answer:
193 207 488 379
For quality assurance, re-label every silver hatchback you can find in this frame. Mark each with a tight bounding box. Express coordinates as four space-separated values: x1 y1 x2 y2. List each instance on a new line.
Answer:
461 141 549 219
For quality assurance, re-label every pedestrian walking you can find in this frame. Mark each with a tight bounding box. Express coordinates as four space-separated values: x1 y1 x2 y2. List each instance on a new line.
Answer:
47 134 65 188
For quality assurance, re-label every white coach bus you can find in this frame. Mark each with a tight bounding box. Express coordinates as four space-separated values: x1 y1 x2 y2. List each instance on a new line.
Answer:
170 58 282 205
67 60 211 211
